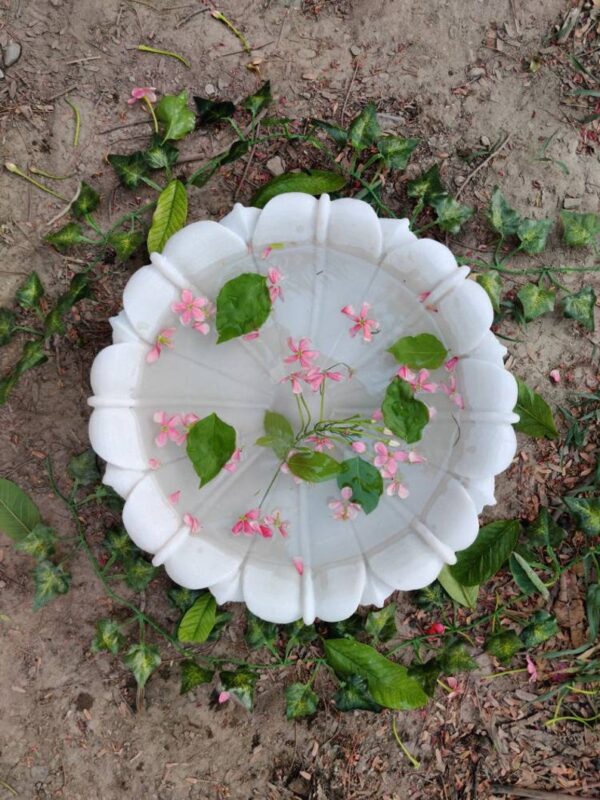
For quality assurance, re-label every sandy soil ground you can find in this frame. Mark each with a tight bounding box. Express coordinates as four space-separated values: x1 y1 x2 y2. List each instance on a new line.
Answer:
0 1 599 798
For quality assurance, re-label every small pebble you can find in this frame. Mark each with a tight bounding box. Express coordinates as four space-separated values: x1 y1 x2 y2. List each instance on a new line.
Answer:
350 44 361 56
2 41 22 68
468 66 485 79
204 83 216 96
266 156 285 177
563 196 582 209
299 48 317 59
302 72 317 81
480 135 491 147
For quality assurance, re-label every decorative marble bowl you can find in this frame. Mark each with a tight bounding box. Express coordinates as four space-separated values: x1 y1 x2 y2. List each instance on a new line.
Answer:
88 193 518 624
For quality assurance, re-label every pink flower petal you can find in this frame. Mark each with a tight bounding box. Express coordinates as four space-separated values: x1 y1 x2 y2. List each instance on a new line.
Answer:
292 556 304 576
218 691 230 704
168 490 181 505
549 369 561 384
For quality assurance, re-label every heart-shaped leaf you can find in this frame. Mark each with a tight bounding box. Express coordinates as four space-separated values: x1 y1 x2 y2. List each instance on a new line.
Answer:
68 449 100 486
15 524 56 560
256 411 295 459
155 91 195 141
562 286 596 331
187 413 236 487
123 643 161 688
520 610 558 647
71 182 100 218
485 629 522 664
563 496 600 536
387 333 448 369
180 660 214 694
33 560 71 609
382 378 430 444
336 457 383 514
194 96 235 125
514 378 558 439
488 187 521 238
285 682 318 719
377 136 419 170
334 674 382 712
107 152 149 189
517 283 556 322
92 619 125 655
108 229 144 261
45 222 87 252
15 272 44 310
0 308 16 346
220 668 256 710
517 218 552 254
147 179 188 254
143 134 180 170
449 519 521 585
245 612 278 651
348 104 380 153
365 603 397 642
251 170 347 209
215 273 272 342
561 210 600 247
476 271 503 313
177 592 217 643
243 80 272 118
432 195 474 234
407 164 445 205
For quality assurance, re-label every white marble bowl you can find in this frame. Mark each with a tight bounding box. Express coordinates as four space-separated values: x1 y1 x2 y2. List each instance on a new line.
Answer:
88 193 518 624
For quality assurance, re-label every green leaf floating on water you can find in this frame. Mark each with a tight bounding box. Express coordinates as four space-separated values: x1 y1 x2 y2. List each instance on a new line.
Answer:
187 413 236 488
215 273 272 342
387 333 448 370
382 378 430 444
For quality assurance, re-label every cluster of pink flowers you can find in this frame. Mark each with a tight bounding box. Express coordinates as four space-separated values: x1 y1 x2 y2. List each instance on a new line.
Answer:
231 508 289 539
280 337 345 395
341 302 380 342
329 486 361 520
153 411 199 447
373 441 425 498
396 356 464 410
267 267 284 303
171 289 215 335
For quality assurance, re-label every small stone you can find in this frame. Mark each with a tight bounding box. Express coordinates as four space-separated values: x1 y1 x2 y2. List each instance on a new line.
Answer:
350 44 361 56
480 135 491 147
455 175 466 185
30 766 49 782
266 156 285 177
299 48 317 59
468 66 485 79
2 41 22 68
204 83 216 96
563 196 582 209
302 72 317 81
0 68 4 80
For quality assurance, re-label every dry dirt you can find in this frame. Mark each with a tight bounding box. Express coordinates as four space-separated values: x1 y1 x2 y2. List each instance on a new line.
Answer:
1 1 599 799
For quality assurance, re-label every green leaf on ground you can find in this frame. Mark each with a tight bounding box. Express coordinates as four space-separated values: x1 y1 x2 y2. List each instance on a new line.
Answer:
560 210 600 247
45 222 87 251
15 341 47 375
68 449 100 486
108 229 144 260
562 286 596 331
387 333 448 369
177 593 217 643
476 271 503 313
180 660 214 694
325 615 363 639
124 558 159 592
71 182 100 218
123 643 161 688
220 668 256 711
488 186 521 238
155 91 195 141
104 528 137 561
407 164 445 205
285 682 318 719
16 272 44 310
215 272 272 342
147 179 188 254
0 478 41 542
432 195 474 234
517 218 552 254
517 284 555 322
334 674 382 712
323 638 428 710
407 659 441 697
485 629 522 664
348 103 380 153
450 519 521 586
251 170 347 209
514 377 558 439
288 451 342 483
92 619 125 655
365 603 397 642
33 561 70 609
337 457 383 514
437 566 479 608
377 136 419 170
382 378 430 444
310 118 348 146
256 411 295 459
194 96 235 125
107 152 149 189
0 308 16 346
285 620 317 647
586 583 600 642
167 587 201 612
187 413 236 487
143 134 180 170
15 524 56 561
243 80 272 118
563 496 600 536
527 508 565 549
439 641 478 673
245 612 278 651
521 610 558 647
509 552 550 599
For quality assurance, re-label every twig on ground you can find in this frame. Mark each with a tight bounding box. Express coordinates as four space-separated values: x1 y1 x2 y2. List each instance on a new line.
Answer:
234 124 260 200
340 62 359 124
44 84 79 103
455 133 512 199
491 786 598 800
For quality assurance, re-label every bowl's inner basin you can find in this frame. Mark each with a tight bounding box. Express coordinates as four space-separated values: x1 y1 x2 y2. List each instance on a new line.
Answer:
136 243 465 572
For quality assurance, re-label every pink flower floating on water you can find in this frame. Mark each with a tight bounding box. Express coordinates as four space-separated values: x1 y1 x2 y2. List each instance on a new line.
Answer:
396 365 437 393
153 411 182 447
303 366 344 392
439 375 465 409
280 370 305 395
341 302 380 342
386 480 410 498
168 490 181 505
231 509 273 538
284 337 319 369
292 556 304 576
148 457 161 470
329 486 361 521
127 86 157 105
146 327 176 364
306 435 334 452
264 509 289 538
243 330 260 341
351 441 366 453
445 356 459 372
171 289 214 328
267 267 284 303
183 513 201 535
